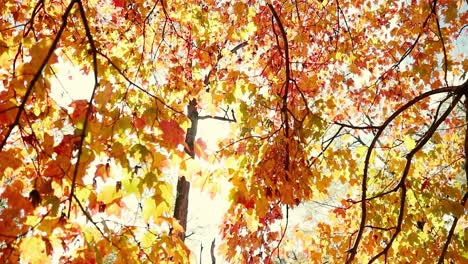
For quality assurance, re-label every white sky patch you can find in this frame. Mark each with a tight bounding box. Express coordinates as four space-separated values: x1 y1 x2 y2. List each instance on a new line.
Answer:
50 62 94 105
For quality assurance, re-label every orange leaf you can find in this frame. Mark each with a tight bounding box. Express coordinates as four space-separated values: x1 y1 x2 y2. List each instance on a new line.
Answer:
42 160 64 179
160 120 185 149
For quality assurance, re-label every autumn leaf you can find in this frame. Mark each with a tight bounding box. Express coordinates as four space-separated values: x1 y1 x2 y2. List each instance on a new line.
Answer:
20 236 50 264
42 160 65 179
69 99 89 122
159 119 185 149
194 137 207 159
113 0 125 8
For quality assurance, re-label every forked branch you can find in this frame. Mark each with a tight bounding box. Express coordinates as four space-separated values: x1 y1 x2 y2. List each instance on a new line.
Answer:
346 79 468 263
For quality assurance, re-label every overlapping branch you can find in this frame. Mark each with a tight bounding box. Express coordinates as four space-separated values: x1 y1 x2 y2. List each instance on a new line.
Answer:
437 91 468 263
267 2 291 131
368 92 462 263
267 3 293 259
346 79 468 263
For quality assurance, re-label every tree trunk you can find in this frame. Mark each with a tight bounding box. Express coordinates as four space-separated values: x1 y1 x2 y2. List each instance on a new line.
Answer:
210 238 216 264
173 175 190 241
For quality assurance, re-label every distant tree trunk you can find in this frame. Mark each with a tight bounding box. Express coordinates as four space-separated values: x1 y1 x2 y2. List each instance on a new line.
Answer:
173 99 198 241
210 238 216 264
199 243 203 264
173 176 190 241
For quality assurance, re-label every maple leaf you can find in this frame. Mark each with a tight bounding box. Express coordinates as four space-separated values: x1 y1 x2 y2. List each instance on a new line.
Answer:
159 120 185 149
20 236 50 264
69 99 89 122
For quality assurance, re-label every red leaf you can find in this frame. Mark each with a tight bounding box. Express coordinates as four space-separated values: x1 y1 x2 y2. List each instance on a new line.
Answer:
133 115 146 129
113 0 125 8
160 120 185 148
69 100 88 121
43 161 64 179
54 135 80 158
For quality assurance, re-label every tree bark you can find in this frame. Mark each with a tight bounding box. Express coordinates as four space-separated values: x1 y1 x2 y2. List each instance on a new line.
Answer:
173 175 190 241
210 238 216 264
173 99 198 241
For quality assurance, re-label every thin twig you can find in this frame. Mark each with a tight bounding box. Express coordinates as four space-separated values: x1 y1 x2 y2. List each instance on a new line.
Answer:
96 50 183 115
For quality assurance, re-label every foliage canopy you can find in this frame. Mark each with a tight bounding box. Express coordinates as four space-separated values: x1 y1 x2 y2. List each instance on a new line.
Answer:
0 0 467 263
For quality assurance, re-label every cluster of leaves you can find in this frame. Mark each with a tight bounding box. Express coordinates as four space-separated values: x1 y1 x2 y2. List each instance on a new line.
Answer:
0 0 466 263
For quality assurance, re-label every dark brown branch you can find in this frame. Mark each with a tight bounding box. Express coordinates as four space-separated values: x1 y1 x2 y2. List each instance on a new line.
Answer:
346 80 467 263
198 114 236 123
370 94 461 263
395 0 438 67
173 176 190 241
204 41 248 89
23 0 44 37
334 121 380 130
210 238 216 264
335 0 355 50
73 194 120 249
365 225 396 232
268 2 291 172
184 99 198 158
367 0 440 111
309 126 344 167
437 93 468 263
438 193 467 264
434 12 449 87
267 2 291 111
68 0 100 218
231 41 248 53
199 243 203 264
0 0 78 152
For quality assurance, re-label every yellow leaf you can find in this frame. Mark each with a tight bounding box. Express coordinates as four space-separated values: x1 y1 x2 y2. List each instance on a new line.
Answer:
0 39 8 55
403 135 416 150
29 39 54 69
20 236 50 264
140 232 157 248
97 185 121 204
142 197 157 222
244 210 260 232
143 197 169 222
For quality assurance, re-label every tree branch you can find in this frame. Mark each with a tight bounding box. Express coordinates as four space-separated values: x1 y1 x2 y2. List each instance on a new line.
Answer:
0 0 78 152
369 92 462 263
68 0 100 218
346 80 467 263
268 2 291 172
437 91 468 263
210 238 216 264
